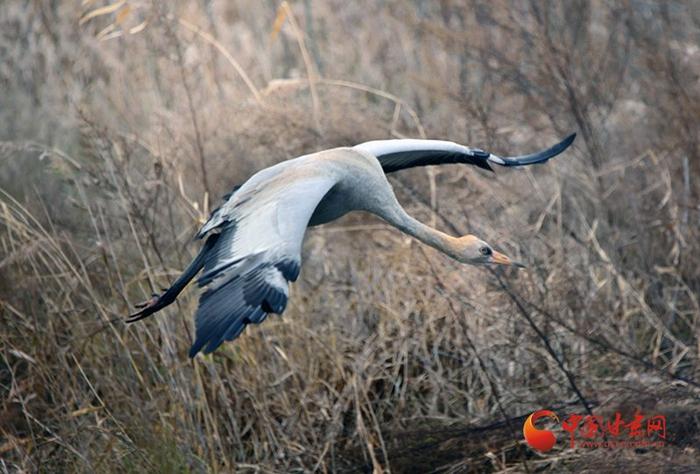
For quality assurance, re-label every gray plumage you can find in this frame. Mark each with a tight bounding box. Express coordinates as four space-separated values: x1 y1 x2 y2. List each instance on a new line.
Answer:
128 135 575 357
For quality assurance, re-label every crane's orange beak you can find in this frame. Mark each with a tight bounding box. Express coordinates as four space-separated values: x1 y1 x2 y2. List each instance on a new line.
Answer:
490 250 526 268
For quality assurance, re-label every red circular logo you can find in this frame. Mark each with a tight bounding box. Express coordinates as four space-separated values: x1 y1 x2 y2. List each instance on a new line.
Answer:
523 410 559 452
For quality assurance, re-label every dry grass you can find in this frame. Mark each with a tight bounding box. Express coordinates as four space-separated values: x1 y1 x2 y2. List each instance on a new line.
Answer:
1 1 699 472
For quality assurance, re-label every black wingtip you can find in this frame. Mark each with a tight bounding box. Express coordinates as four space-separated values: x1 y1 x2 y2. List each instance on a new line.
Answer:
492 132 577 167
562 132 576 148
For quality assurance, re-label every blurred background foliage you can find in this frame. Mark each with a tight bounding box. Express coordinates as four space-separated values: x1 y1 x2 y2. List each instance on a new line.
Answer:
0 1 699 472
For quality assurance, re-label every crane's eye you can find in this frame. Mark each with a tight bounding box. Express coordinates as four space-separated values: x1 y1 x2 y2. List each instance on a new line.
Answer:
480 246 492 256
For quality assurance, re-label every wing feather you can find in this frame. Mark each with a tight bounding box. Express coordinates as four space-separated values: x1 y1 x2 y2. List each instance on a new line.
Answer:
356 134 576 173
189 173 336 356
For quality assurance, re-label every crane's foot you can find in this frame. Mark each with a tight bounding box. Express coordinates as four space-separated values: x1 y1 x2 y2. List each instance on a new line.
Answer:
127 292 163 322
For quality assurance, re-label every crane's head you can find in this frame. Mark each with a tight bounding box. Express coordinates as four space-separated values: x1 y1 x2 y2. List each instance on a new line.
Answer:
455 235 525 267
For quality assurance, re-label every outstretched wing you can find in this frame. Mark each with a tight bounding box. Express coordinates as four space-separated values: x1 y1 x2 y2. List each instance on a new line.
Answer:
356 133 576 173
189 172 336 357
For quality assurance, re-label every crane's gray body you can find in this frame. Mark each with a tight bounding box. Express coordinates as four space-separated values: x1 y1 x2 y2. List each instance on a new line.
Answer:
199 147 400 236
186 147 405 355
307 147 400 226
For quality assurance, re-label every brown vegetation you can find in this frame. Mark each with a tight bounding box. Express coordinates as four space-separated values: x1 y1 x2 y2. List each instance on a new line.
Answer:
1 1 699 472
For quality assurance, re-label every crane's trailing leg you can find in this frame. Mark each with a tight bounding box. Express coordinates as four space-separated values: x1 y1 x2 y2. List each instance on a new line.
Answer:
127 235 219 322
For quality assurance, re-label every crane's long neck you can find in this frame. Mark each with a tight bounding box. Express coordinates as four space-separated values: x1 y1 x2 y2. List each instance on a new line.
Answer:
378 202 463 261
